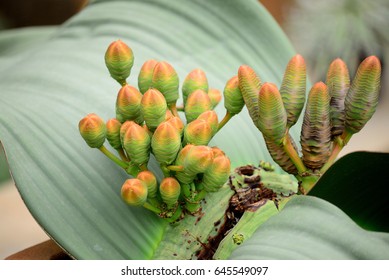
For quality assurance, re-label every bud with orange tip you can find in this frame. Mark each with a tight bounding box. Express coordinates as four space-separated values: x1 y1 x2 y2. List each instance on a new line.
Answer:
159 177 181 207
223 75 245 115
200 154 231 192
197 110 219 137
183 119 213 146
184 89 212 123
121 178 148 206
104 40 134 85
138 59 158 94
141 88 167 131
151 122 181 165
79 113 107 148
151 61 179 106
106 118 122 149
137 170 158 198
122 122 151 166
208 88 222 109
166 116 184 136
182 68 209 105
116 85 143 124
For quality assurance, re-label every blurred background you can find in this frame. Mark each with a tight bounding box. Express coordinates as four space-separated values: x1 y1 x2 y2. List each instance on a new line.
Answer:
0 0 388 259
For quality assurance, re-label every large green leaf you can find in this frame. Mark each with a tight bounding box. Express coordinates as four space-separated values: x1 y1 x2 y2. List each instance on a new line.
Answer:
310 151 389 232
229 195 389 259
0 0 297 259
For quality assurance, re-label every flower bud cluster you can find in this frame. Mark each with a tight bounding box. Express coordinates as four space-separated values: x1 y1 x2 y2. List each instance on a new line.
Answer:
79 40 232 222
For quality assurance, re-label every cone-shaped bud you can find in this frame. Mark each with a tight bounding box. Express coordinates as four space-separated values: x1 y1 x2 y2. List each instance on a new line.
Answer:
151 61 179 106
184 145 214 175
137 170 158 198
300 82 331 170
344 56 381 134
120 120 136 146
197 110 218 137
185 89 212 123
208 88 222 108
116 85 143 124
174 144 196 184
264 136 298 174
121 178 148 206
257 83 287 145
151 122 181 165
141 89 167 131
182 68 209 105
184 119 212 146
175 144 194 166
122 122 151 166
105 40 134 85
201 154 231 192
238 65 262 126
138 59 158 94
326 58 350 138
280 54 306 128
106 118 122 149
79 113 106 148
159 177 181 207
224 76 245 115
167 116 184 136
165 109 174 121
211 146 225 158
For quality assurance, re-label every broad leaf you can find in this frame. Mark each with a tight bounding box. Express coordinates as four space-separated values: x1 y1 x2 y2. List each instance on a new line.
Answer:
230 195 389 259
0 0 297 259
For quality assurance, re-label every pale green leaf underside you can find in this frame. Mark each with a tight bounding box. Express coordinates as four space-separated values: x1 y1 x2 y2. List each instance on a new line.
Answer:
0 0 297 259
230 196 389 259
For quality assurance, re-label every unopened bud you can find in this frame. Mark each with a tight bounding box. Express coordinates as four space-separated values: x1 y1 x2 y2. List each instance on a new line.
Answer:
79 113 106 148
197 110 218 137
182 69 209 105
106 118 122 149
184 89 212 123
159 177 181 207
122 122 151 166
137 170 158 198
201 154 231 192
184 119 213 146
141 89 167 131
121 178 148 206
208 88 222 109
151 122 181 165
167 116 184 136
116 85 143 124
224 76 244 115
104 40 134 85
151 61 179 106
138 59 158 94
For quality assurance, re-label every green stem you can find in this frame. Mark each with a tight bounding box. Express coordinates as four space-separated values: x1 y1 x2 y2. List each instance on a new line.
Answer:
169 103 181 119
117 148 129 162
164 205 183 223
160 164 171 178
167 165 184 172
217 111 233 132
282 133 307 174
143 202 162 214
298 174 321 194
99 146 129 169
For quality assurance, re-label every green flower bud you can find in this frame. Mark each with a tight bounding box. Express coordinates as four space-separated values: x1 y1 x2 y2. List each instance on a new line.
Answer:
106 118 122 149
238 65 262 126
119 120 136 146
151 122 181 165
159 177 181 207
116 85 143 124
141 88 167 131
184 145 213 175
165 110 174 121
137 170 158 198
344 56 381 134
300 82 331 170
264 136 298 175
280 54 306 128
184 89 212 123
183 119 213 146
122 122 151 166
174 144 196 184
211 146 225 158
151 61 179 106
121 178 148 206
167 116 184 136
197 110 219 137
208 88 222 109
224 75 245 115
79 113 106 148
138 59 158 94
200 154 231 192
182 68 209 105
326 58 350 138
257 83 287 145
104 40 134 85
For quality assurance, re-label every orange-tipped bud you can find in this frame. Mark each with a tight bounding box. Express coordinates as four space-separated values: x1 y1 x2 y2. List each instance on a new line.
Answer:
184 89 212 123
138 59 158 94
151 61 179 105
121 178 148 206
197 110 219 136
104 40 134 85
167 116 184 136
165 110 174 121
116 85 143 124
211 146 225 158
182 68 209 105
137 170 158 198
208 88 222 109
151 122 181 165
122 122 151 166
184 119 213 146
201 154 231 192
174 144 196 184
141 88 167 131
159 177 181 207
119 120 136 146
224 76 245 115
184 145 214 175
79 113 106 148
106 118 122 149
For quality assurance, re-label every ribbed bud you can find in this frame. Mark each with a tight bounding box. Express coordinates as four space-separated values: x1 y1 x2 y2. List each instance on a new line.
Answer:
138 59 158 94
119 120 136 146
174 144 196 184
141 89 167 131
121 178 148 206
201 154 231 192
183 119 212 146
344 56 381 134
151 61 179 105
224 76 245 115
182 68 209 105
175 144 194 166
197 110 218 136
300 82 331 170
280 54 306 128
211 146 225 158
104 40 134 85
122 122 151 166
167 116 184 136
184 89 212 123
79 113 106 148
116 85 143 124
165 110 174 121
159 177 181 207
257 83 287 145
208 88 222 109
238 65 262 126
326 58 350 138
151 122 181 165
106 118 122 149
264 136 298 174
184 145 214 175
137 170 158 198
